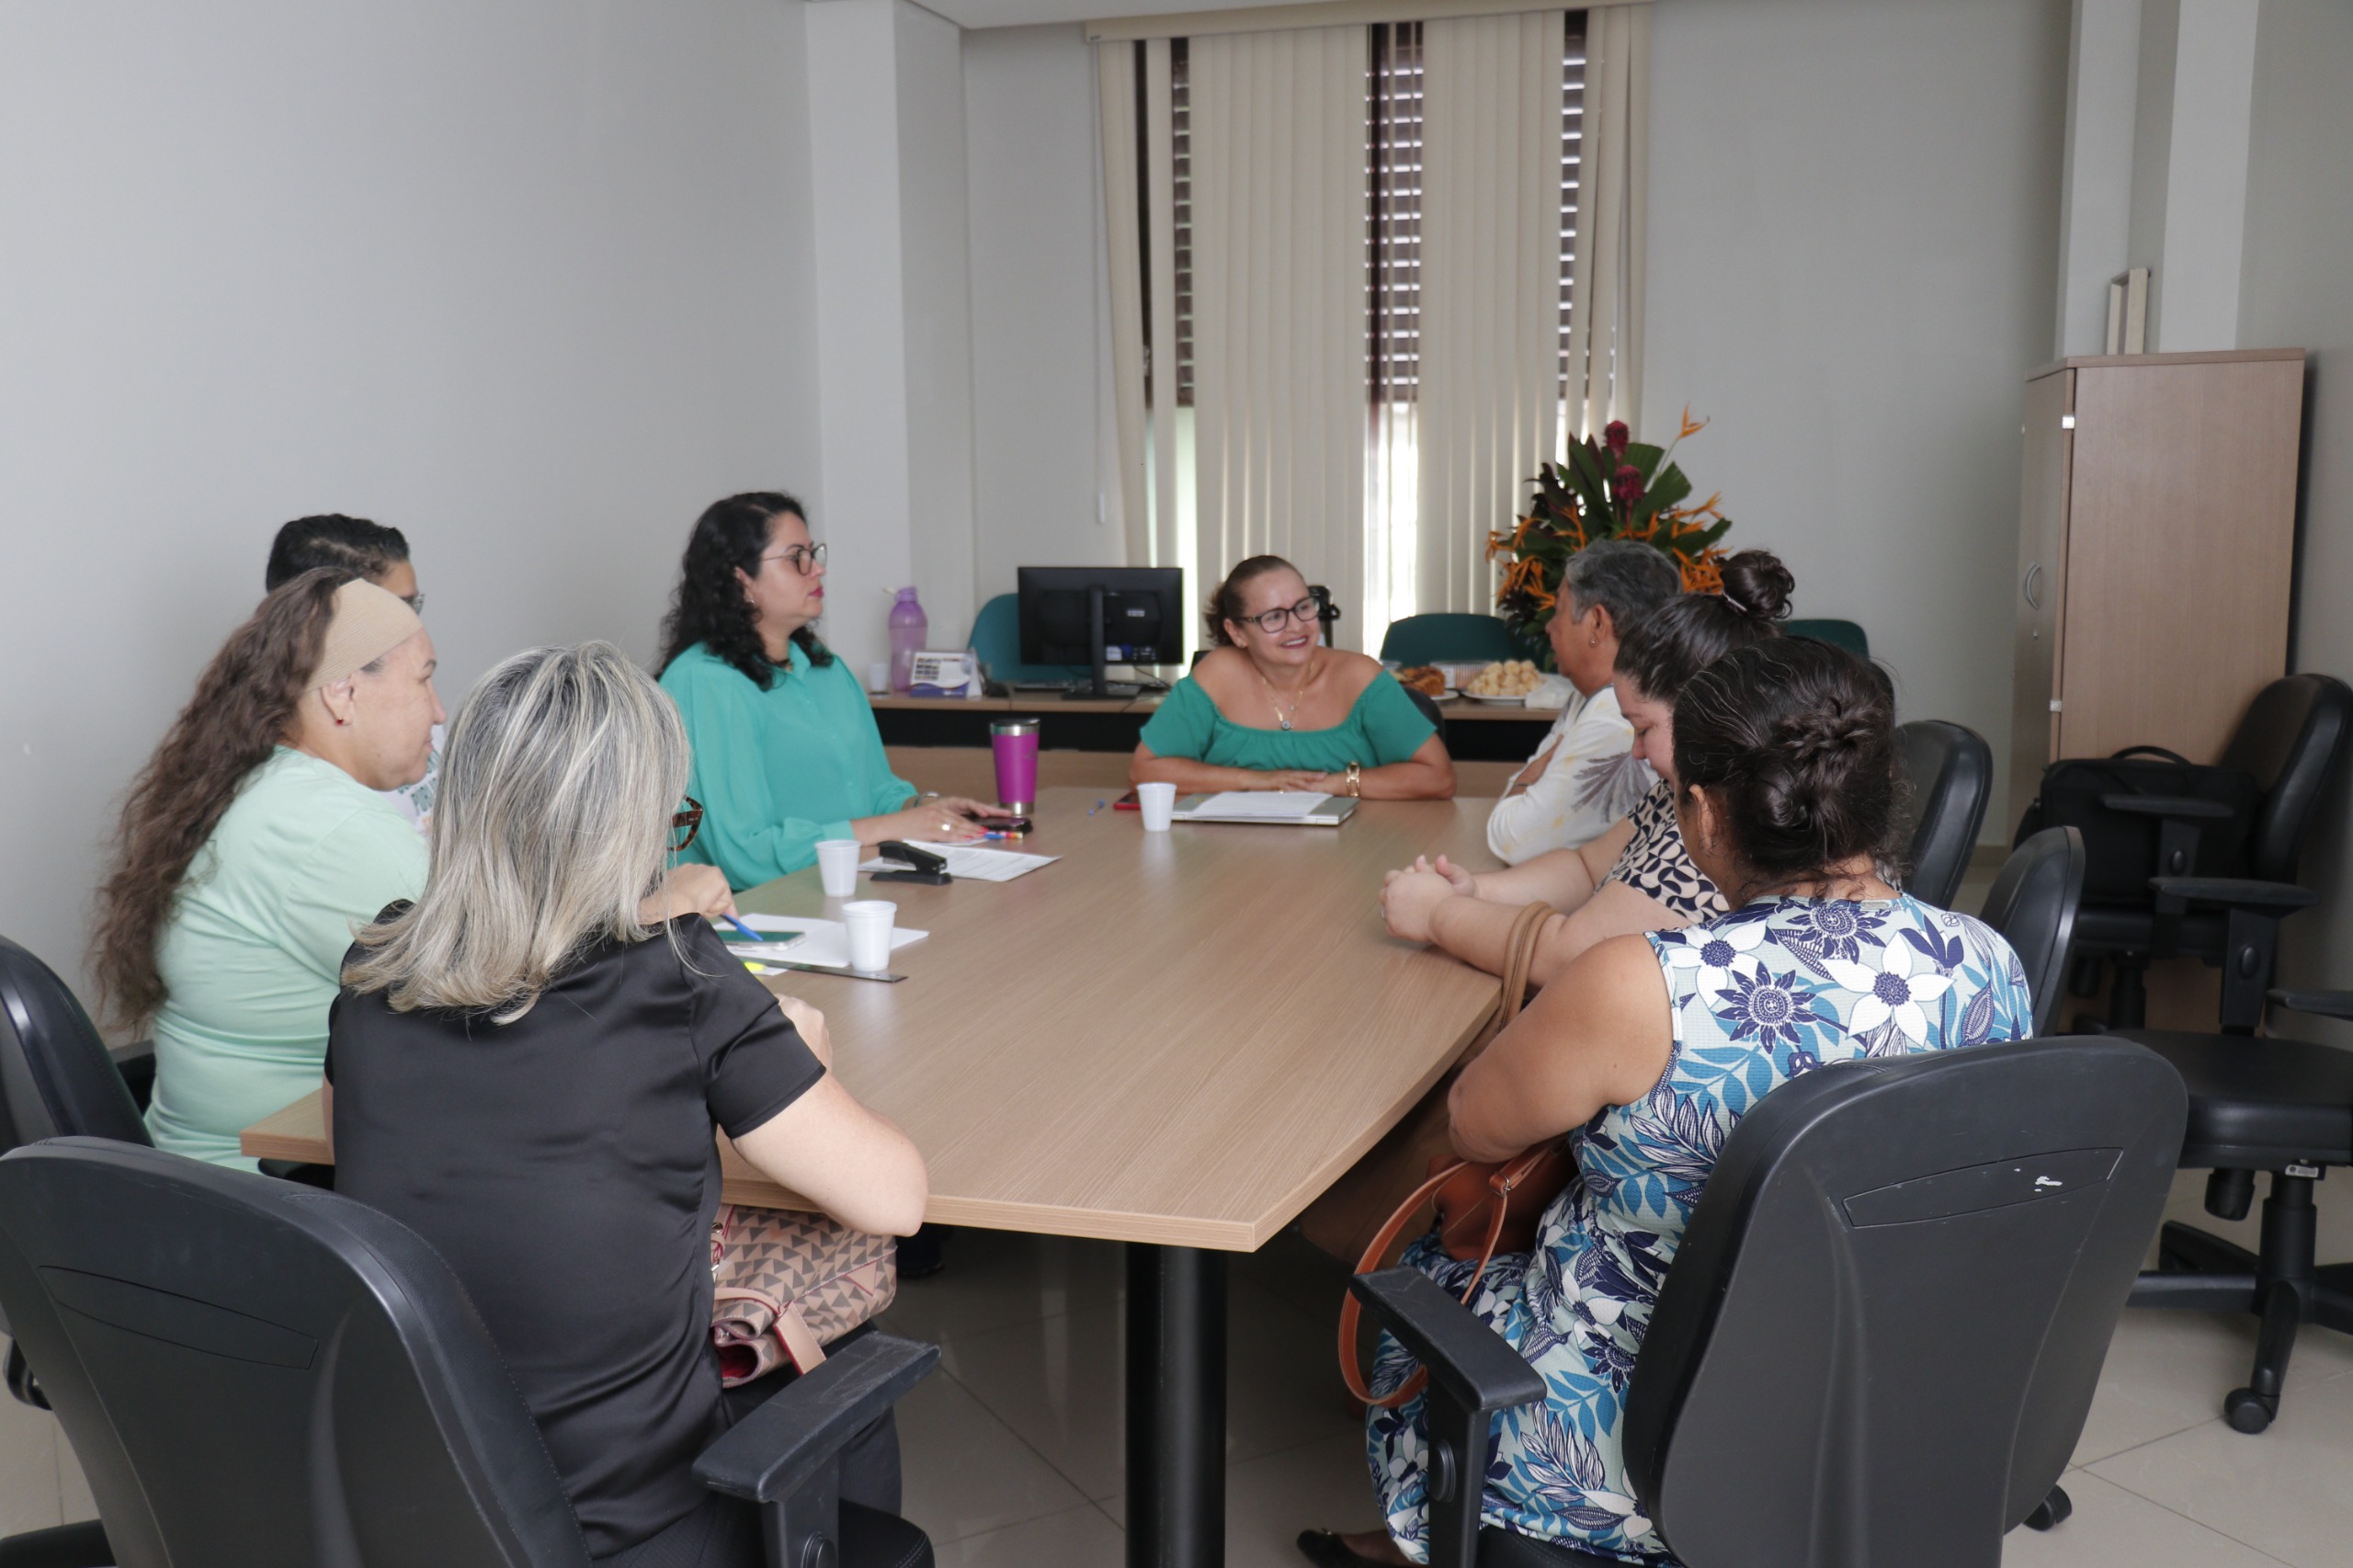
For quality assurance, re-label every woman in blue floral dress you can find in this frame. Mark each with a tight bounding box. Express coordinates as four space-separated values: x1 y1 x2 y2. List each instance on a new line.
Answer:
1302 638 2034 1567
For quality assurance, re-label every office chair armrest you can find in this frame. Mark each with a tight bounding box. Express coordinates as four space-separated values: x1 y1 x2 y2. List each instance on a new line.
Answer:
693 1333 938 1505
2268 989 2353 1021
2146 878 2321 915
2099 794 2236 821
1349 1267 1546 1416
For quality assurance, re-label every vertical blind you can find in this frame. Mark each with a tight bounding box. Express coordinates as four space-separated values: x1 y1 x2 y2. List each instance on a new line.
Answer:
1105 6 1641 649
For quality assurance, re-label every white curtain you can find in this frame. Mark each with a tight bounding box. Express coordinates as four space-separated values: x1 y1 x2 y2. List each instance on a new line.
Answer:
1412 10 1565 616
1563 2 1649 438
1097 41 1149 562
1188 26 1370 649
1095 41 1182 573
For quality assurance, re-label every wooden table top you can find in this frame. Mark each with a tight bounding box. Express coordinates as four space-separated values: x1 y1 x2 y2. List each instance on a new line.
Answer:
865 691 1555 722
244 786 1502 1251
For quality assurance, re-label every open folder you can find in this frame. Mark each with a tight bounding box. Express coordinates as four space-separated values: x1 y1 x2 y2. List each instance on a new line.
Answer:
1168 791 1358 826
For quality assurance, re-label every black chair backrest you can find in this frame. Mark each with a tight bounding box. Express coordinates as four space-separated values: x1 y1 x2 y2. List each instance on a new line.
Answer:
0 937 148 1152
0 1140 589 1568
1401 684 1445 732
1892 720 1993 909
1620 1038 2183 1568
1978 827 2086 1038
2218 674 2353 882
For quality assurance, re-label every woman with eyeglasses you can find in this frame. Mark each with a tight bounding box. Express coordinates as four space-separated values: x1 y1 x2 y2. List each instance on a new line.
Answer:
1130 555 1456 800
656 493 1013 888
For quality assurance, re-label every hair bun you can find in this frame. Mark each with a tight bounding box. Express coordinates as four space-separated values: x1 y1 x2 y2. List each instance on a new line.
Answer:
1717 551 1793 622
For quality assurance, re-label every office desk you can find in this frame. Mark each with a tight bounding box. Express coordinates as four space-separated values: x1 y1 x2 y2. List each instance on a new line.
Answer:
870 691 1552 754
244 786 1501 1566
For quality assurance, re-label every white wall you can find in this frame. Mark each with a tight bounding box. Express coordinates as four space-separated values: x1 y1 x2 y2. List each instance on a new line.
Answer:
1641 0 2072 807
963 23 1125 606
0 0 823 997
2240 0 2353 1037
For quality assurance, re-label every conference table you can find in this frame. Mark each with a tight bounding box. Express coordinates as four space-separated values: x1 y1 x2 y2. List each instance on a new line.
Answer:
243 786 1504 1567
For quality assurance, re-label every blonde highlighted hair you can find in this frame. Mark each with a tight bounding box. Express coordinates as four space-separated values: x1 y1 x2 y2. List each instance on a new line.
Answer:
343 642 688 1017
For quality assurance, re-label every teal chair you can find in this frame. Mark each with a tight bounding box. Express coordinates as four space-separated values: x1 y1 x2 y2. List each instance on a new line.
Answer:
969 593 1086 686
1787 618 1870 660
1377 613 1525 665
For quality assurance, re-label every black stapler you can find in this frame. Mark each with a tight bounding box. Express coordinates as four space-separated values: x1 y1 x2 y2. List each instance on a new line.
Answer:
871 842 952 885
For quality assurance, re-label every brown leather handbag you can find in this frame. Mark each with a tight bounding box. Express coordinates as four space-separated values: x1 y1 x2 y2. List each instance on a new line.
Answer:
1339 902 1576 1407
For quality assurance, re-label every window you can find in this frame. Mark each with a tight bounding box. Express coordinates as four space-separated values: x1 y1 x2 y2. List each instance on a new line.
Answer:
1143 17 1586 643
1364 16 1586 636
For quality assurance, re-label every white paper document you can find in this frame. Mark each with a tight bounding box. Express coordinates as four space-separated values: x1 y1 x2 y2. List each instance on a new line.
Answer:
728 914 927 969
1187 791 1332 819
858 846 1059 882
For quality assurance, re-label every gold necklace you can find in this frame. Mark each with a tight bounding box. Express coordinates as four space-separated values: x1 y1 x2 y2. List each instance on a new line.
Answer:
1258 657 1317 731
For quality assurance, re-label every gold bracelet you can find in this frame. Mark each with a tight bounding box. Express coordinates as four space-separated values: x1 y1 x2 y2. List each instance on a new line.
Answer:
1345 762 1362 798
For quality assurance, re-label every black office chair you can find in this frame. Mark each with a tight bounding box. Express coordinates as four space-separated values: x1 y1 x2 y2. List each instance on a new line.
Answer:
0 1140 937 1568
1352 1037 2185 1568
1982 827 2087 1039
2066 675 2352 1031
1401 684 1446 733
1892 720 1993 909
2117 984 2353 1432
0 937 150 1154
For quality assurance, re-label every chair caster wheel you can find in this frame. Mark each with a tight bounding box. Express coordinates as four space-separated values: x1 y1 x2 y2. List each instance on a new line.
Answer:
2024 1484 2072 1531
2223 1388 2275 1434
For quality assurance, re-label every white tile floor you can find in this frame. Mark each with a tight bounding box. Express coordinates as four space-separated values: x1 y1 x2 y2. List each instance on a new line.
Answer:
3 1165 2346 1565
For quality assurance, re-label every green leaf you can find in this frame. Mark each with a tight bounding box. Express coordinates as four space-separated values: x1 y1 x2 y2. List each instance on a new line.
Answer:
1643 464 1693 515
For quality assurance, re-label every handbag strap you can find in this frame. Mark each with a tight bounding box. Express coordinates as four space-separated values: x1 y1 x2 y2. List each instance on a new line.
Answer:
2109 744 2195 766
1495 901 1552 1028
1336 906 1555 1409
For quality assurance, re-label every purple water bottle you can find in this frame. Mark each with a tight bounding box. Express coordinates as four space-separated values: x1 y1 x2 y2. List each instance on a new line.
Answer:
887 586 928 695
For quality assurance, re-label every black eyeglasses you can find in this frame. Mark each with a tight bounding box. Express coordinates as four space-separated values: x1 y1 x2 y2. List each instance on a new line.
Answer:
759 543 827 577
401 592 426 614
1239 597 1320 634
671 797 704 852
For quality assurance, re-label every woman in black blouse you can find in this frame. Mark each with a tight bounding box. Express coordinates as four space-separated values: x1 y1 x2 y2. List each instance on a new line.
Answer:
325 642 927 1566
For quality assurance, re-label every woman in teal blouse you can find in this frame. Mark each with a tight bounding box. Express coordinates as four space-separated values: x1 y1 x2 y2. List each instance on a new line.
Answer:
656 493 1011 888
1131 556 1455 800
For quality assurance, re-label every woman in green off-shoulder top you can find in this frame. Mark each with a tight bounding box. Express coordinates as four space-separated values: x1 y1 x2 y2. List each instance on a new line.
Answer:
1131 556 1455 800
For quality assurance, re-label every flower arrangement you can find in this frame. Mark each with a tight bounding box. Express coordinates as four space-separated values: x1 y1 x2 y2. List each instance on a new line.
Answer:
1489 409 1733 642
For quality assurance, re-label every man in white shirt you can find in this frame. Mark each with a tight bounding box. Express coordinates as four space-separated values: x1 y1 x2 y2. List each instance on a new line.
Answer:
1485 540 1682 863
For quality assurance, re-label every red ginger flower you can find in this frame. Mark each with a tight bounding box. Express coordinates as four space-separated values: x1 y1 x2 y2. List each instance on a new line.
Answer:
1604 420 1630 454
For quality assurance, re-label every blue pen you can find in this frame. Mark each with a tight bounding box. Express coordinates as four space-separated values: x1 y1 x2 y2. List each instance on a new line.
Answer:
1087 799 1108 816
720 914 766 945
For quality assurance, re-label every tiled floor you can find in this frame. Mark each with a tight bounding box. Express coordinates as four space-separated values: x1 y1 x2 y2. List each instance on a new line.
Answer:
3 1165 2347 1564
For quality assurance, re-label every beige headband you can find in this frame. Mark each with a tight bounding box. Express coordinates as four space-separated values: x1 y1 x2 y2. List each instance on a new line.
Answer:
309 579 426 692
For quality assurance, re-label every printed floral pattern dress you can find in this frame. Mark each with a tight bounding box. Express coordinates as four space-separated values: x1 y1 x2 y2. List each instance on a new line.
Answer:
1365 893 2033 1563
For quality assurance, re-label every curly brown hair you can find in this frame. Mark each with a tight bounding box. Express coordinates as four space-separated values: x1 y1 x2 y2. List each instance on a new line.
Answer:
93 569 348 1029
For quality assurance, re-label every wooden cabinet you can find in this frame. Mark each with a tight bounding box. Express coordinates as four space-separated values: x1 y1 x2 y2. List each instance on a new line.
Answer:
2006 349 2305 831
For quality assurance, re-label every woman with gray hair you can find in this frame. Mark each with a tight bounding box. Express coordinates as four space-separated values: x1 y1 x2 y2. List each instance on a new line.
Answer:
327 642 927 1567
1483 539 1681 863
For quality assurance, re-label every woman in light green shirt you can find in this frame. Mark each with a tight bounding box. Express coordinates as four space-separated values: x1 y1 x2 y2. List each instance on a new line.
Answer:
1131 556 1456 801
654 492 1014 888
95 574 443 1168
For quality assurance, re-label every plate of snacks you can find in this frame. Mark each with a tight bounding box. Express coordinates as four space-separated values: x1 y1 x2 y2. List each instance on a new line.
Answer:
1392 664 1449 699
1463 659 1541 703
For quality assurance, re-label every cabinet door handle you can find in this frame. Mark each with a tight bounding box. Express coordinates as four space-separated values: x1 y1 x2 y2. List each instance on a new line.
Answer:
2023 562 2043 610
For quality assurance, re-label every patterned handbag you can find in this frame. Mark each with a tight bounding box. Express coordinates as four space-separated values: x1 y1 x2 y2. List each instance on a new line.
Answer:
709 1203 898 1385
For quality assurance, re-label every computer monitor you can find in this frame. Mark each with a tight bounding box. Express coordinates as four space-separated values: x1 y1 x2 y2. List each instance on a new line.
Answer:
1017 566 1186 699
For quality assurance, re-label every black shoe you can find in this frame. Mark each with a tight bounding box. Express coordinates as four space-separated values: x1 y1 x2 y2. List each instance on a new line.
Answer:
1296 1529 1392 1566
895 1224 946 1279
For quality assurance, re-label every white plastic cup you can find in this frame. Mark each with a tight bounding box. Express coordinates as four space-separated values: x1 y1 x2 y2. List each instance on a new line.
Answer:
815 838 861 899
1137 780 1177 832
866 661 892 695
842 900 896 972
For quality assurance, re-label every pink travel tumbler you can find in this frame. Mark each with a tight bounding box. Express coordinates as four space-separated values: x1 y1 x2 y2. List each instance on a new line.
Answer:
991 718 1040 812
